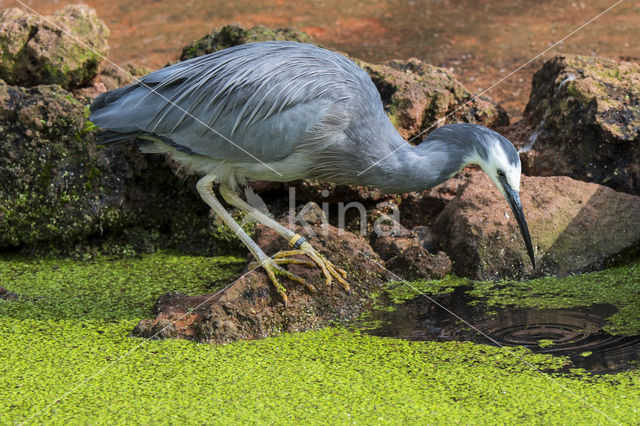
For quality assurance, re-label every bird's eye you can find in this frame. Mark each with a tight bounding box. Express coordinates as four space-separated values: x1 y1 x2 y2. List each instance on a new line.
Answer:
497 169 506 177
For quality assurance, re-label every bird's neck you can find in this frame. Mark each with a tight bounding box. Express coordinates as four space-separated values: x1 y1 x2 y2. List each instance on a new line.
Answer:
367 138 475 193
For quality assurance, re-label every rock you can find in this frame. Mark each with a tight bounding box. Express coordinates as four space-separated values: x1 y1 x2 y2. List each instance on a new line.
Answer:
180 24 312 60
289 180 392 205
0 5 109 89
370 217 452 279
0 286 18 300
0 81 238 256
132 223 391 343
398 170 474 228
370 227 413 261
76 63 153 100
373 235 415 260
132 318 178 340
297 201 327 225
513 55 640 195
433 172 640 279
356 58 510 140
386 249 452 280
411 225 436 252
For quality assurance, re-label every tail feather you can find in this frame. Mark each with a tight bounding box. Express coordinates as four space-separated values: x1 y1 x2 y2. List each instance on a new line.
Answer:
95 130 199 156
90 84 139 113
95 130 141 145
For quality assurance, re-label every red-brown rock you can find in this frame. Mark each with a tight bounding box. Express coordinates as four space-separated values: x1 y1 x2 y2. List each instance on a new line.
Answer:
433 172 640 279
357 59 509 140
133 223 390 343
386 249 452 280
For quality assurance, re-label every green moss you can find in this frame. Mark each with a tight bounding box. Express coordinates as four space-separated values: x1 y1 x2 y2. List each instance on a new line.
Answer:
210 209 256 253
180 25 311 60
387 107 400 129
0 253 639 423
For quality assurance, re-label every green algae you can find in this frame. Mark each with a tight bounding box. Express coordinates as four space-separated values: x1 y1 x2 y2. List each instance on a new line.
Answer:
6 324 640 425
537 339 555 348
0 252 245 320
387 258 640 337
385 275 470 304
469 258 640 336
1 253 639 424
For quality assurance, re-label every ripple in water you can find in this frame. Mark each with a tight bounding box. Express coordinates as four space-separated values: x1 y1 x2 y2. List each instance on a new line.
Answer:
472 307 640 374
366 290 640 374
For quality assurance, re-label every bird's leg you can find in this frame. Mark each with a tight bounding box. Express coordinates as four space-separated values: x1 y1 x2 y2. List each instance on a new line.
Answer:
197 175 314 306
219 183 349 293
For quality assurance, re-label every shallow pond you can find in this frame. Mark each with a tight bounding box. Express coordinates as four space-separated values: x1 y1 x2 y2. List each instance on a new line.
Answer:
1 252 639 423
367 287 640 374
366 260 640 375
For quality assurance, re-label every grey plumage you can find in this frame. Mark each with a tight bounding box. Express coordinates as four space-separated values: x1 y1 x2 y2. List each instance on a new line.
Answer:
90 42 514 191
90 41 535 276
92 43 366 160
90 42 408 187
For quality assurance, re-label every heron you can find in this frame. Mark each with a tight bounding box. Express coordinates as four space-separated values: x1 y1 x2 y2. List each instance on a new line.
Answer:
90 41 535 305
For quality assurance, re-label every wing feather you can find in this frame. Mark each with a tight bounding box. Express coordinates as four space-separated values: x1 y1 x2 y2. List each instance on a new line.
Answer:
90 41 373 163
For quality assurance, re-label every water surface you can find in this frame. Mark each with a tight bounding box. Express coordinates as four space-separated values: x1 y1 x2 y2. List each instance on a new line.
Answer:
368 287 640 374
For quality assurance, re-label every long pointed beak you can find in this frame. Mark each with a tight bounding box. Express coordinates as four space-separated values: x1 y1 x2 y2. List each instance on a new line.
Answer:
499 176 535 269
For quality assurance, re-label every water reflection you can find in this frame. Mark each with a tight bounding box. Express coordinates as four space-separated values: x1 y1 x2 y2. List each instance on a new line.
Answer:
367 288 640 374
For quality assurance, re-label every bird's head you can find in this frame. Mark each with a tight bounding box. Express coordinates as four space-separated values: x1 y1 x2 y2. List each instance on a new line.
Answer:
428 123 535 268
471 125 535 269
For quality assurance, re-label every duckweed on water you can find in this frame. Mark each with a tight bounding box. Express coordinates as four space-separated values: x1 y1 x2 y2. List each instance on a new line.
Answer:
386 259 640 336
0 252 245 320
1 253 639 423
384 275 470 304
469 258 640 335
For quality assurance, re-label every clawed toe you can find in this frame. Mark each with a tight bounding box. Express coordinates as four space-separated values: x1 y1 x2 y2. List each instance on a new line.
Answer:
272 262 316 293
272 242 350 293
272 257 316 268
251 240 350 307
256 258 316 306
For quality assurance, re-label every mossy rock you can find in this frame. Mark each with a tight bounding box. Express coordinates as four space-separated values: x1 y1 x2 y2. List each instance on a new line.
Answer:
180 24 312 60
0 80 250 257
517 55 640 195
0 5 109 89
357 58 509 140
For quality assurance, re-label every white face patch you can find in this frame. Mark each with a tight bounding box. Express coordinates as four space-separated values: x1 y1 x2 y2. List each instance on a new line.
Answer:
477 138 522 195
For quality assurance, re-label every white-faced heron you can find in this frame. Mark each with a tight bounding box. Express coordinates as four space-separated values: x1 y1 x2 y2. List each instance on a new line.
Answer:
90 41 535 305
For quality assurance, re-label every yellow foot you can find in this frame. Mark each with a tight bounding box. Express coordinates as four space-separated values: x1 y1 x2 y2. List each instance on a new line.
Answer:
273 241 350 293
255 258 316 307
